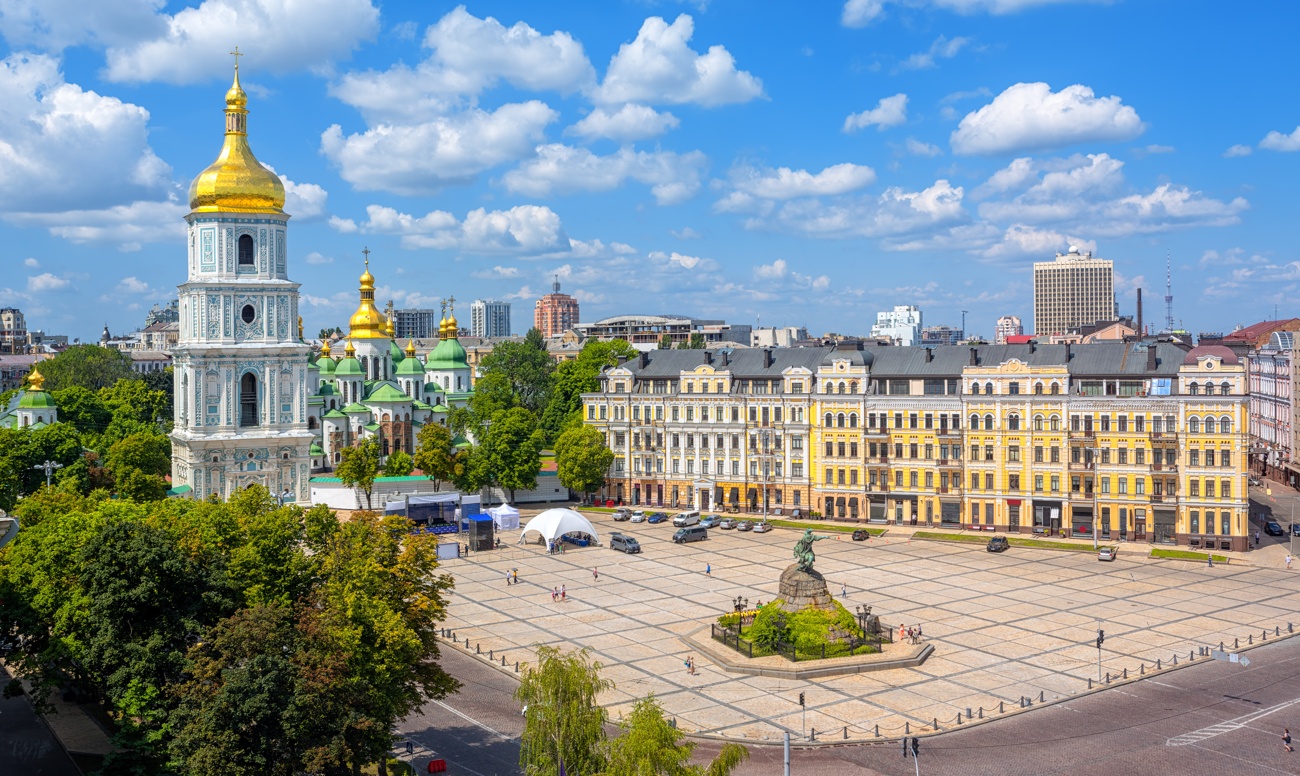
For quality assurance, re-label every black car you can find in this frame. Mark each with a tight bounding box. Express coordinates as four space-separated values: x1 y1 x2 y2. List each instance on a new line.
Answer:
852 529 870 541
986 536 1010 553
1265 521 1285 536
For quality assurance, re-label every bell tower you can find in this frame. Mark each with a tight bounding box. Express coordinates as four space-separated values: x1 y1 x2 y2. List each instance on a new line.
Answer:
170 53 313 502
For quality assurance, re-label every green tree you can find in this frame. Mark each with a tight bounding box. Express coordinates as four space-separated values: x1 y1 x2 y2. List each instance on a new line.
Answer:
106 431 172 480
34 345 134 392
383 449 414 477
50 386 110 434
601 696 748 776
115 468 168 501
482 407 543 503
555 425 614 502
658 333 674 350
516 646 613 776
541 339 637 443
479 331 554 414
336 437 381 510
413 422 457 490
466 370 520 438
688 332 706 349
450 444 489 495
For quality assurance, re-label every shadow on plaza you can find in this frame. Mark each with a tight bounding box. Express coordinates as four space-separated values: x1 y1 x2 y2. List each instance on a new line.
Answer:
404 722 523 776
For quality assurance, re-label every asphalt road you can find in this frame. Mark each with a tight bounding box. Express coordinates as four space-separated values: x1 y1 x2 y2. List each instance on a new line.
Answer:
405 634 1300 776
0 690 81 776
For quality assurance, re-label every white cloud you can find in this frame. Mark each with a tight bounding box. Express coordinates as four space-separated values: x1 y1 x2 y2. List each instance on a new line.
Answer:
502 144 707 205
905 138 943 156
841 0 886 26
755 259 787 279
671 227 701 239
321 101 557 195
471 265 522 279
729 163 876 199
22 257 38 268
0 0 165 50
329 216 358 233
565 104 680 142
102 0 380 84
0 54 170 211
115 276 152 294
899 35 972 71
304 252 333 265
6 199 188 250
843 93 907 132
979 225 1095 260
842 0 1105 27
647 250 718 272
1223 144 1252 158
951 82 1144 155
27 272 69 292
755 180 967 241
264 165 327 220
358 203 569 254
1141 144 1174 154
595 14 763 107
1260 126 1300 152
330 6 594 124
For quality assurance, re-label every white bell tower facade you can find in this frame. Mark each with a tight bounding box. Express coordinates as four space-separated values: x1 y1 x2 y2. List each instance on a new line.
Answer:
170 58 313 502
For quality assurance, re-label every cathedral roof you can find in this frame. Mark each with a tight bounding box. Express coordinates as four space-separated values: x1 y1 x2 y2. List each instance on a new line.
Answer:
365 384 411 403
317 356 336 376
309 442 324 455
347 257 389 339
396 353 425 376
342 403 370 414
334 356 363 376
17 368 56 409
187 61 285 214
323 409 347 419
425 336 469 371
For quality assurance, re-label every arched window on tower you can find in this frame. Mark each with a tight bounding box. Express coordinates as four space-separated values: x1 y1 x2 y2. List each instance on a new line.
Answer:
239 373 259 427
238 234 255 266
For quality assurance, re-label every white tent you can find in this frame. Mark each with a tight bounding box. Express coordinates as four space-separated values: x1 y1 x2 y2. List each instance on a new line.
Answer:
519 508 600 546
488 504 521 530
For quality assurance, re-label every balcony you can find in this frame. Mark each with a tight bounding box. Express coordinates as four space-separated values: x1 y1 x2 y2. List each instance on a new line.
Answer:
1150 494 1165 503
1150 431 1178 441
1068 461 1093 471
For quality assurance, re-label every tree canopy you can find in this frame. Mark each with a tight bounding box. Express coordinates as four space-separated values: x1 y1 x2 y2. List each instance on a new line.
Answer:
479 330 554 415
555 425 614 500
481 407 544 502
34 345 135 392
413 422 457 490
335 437 380 510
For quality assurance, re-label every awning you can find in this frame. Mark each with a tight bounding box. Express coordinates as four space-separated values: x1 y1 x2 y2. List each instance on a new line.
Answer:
166 484 192 497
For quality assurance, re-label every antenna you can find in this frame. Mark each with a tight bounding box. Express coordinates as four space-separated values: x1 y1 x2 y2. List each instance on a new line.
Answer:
1164 252 1174 332
552 274 560 294
961 310 968 339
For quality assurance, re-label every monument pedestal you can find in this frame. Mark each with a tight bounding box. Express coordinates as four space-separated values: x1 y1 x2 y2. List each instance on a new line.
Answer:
777 564 834 612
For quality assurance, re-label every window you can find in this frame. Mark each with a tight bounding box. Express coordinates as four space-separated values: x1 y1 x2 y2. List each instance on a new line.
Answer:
971 472 979 489
1220 416 1232 434
1190 480 1200 497
1034 382 1044 395
1191 511 1200 533
239 372 258 426
1009 445 1021 462
1118 448 1128 465
1035 474 1044 491
910 471 918 487
1222 450 1231 467
1034 416 1044 431
1100 477 1110 494
1009 474 1020 491
1189 449 1200 466
1050 447 1060 463
1135 448 1145 465
1050 416 1060 431
1118 478 1128 494
984 445 994 461
984 473 994 490
1136 478 1145 494
984 414 994 430
1009 382 1020 395
1222 512 1231 535
1008 415 1020 430
241 304 256 324
238 234 255 266
925 471 933 488
1034 446 1044 463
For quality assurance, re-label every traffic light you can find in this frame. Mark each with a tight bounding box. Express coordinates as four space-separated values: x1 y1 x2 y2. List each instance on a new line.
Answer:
903 737 909 758
911 737 920 756
798 692 805 707
1096 629 1105 649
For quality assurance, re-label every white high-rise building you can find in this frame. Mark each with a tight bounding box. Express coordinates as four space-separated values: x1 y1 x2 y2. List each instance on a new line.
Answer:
1033 247 1115 336
170 63 313 502
870 305 922 346
995 315 1024 344
470 299 511 338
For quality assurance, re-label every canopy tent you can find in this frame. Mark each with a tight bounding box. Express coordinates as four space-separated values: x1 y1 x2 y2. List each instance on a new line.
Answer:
519 508 599 546
488 503 521 530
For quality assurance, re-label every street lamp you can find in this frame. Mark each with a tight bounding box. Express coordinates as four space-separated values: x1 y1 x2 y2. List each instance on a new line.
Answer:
733 595 749 614
32 459 63 488
855 604 873 633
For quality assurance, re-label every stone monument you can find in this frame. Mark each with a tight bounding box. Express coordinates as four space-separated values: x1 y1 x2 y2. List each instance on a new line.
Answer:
777 529 833 613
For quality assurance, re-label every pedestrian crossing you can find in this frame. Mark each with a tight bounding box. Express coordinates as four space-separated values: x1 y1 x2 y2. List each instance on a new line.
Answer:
1167 696 1300 746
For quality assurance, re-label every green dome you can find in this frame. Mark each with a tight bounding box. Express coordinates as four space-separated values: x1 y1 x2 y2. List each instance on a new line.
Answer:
389 339 406 363
334 356 363 376
317 356 336 376
396 353 425 376
17 389 57 409
309 442 324 455
425 337 468 371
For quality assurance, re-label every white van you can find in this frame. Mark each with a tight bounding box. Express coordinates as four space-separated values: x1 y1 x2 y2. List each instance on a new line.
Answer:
673 510 701 527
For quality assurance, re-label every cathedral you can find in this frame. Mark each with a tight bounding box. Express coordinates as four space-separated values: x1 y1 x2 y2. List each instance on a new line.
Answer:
170 61 472 502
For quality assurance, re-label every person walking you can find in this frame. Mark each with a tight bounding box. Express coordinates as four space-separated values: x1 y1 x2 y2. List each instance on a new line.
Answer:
1287 554 1294 570
841 581 847 598
551 587 558 603
689 656 697 675
512 568 519 584
1207 554 1214 568
1255 529 1261 547
505 569 511 586
561 584 567 602
1284 727 1294 753
706 563 711 576
593 567 599 581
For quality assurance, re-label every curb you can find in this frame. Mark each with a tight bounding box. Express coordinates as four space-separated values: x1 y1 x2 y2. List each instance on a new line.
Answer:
682 624 932 679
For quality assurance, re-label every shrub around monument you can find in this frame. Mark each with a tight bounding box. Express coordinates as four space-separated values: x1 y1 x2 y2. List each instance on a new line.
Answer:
721 600 877 660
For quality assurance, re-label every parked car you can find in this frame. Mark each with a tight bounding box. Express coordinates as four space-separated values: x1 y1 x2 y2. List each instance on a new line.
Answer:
700 514 723 528
752 522 772 534
852 529 870 541
1249 476 1262 487
719 518 737 530
630 510 646 523
673 511 701 527
736 521 753 532
1266 520 1285 536
1098 546 1118 562
647 512 669 524
986 536 1010 553
612 508 632 522
1292 523 1300 537
673 526 708 544
609 533 641 554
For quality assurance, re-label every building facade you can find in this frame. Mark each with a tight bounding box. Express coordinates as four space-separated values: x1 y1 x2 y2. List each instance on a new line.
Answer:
470 299 511 338
752 326 810 348
995 315 1023 344
392 308 441 340
920 326 962 346
534 278 579 338
582 342 1250 551
870 305 922 346
0 308 27 354
1033 248 1115 336
573 315 749 347
1246 331 1294 485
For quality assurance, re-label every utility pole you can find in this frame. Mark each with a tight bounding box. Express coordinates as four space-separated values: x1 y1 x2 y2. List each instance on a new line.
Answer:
1096 622 1105 681
32 460 63 488
961 310 968 340
783 731 790 776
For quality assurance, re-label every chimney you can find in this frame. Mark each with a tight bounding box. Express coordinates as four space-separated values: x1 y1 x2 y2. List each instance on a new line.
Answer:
1146 343 1158 371
1029 340 1036 354
1065 343 1072 361
721 351 729 366
638 351 649 369
763 349 773 368
1137 288 1144 336
925 347 933 363
704 350 713 365
616 355 628 365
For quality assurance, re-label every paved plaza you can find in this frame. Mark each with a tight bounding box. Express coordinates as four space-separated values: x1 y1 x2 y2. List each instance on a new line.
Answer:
440 512 1300 742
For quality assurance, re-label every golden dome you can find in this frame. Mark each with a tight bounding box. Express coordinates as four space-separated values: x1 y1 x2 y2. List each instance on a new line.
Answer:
445 314 458 338
405 339 417 357
26 366 45 392
188 61 286 214
384 318 396 337
347 254 389 339
320 340 332 357
344 340 356 357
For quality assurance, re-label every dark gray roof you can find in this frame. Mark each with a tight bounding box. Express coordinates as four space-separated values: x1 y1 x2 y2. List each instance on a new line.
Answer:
614 342 1185 379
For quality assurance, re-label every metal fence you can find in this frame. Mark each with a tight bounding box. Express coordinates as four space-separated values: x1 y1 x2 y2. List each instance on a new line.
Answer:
711 623 894 661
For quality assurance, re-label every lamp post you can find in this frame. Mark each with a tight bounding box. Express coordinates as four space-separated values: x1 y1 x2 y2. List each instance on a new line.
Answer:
733 595 749 614
32 460 63 488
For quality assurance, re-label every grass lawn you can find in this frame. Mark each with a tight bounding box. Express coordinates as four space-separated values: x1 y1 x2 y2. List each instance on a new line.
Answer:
912 531 1098 552
766 519 886 535
1151 548 1230 563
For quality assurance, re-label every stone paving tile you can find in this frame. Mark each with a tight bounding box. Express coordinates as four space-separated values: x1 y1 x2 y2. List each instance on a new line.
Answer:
440 515 1300 741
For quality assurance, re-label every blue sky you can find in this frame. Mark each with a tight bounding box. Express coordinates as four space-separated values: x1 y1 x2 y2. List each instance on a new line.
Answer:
1 0 1296 341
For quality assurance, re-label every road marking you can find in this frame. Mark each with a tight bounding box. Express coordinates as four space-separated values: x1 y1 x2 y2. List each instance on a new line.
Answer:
1148 681 1180 689
429 699 516 742
1167 696 1300 746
